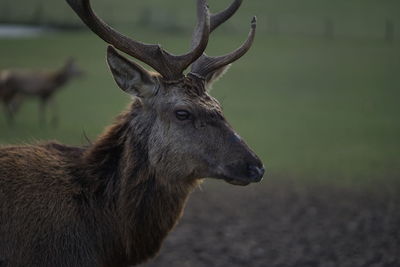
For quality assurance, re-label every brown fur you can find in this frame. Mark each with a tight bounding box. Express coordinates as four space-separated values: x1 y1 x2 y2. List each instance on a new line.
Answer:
0 69 263 266
0 3 264 264
0 100 199 267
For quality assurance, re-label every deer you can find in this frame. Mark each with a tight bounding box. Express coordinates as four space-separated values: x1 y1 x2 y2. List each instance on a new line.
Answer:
0 0 264 266
0 58 83 126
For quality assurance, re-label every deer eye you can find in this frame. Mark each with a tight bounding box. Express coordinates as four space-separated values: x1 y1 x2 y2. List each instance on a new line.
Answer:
175 110 191 121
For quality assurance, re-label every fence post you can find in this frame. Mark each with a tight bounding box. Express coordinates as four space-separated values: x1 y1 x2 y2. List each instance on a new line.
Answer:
385 19 394 43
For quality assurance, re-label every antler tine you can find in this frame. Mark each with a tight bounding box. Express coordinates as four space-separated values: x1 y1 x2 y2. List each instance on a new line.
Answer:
190 0 241 53
67 0 210 80
190 16 256 79
210 0 242 32
176 0 211 75
189 0 256 80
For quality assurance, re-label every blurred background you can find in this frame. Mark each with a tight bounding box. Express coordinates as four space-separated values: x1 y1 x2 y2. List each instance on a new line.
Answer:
0 0 399 266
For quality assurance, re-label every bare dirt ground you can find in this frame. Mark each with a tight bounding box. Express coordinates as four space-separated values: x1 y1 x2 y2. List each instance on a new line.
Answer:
144 177 400 267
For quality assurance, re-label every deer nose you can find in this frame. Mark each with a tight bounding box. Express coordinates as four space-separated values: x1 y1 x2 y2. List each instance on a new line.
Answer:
247 164 265 182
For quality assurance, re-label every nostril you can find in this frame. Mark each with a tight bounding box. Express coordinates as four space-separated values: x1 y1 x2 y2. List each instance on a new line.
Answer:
247 164 265 181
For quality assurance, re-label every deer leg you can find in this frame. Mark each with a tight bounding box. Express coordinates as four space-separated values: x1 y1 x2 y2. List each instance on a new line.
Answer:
9 94 23 114
50 97 59 128
3 102 15 126
39 98 47 126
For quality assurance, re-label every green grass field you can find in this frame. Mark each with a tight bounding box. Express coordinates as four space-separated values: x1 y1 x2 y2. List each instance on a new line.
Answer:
1 0 399 186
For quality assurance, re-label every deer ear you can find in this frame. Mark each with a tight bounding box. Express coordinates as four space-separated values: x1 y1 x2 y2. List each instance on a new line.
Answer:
205 64 231 91
106 46 158 98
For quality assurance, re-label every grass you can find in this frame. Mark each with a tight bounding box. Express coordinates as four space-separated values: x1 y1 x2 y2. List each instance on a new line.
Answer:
1 0 400 39
0 1 399 185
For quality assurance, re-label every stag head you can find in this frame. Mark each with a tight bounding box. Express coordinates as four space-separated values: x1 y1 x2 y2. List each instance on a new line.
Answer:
67 0 264 185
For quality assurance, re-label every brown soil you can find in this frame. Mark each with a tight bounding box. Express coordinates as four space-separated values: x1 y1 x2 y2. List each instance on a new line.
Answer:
143 178 400 267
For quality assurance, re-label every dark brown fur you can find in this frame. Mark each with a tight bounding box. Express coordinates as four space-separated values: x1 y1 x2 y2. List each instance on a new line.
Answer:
0 100 198 267
1 1 264 265
0 63 266 267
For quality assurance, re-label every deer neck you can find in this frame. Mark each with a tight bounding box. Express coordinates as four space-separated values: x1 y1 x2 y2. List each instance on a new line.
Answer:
83 101 198 264
52 67 72 88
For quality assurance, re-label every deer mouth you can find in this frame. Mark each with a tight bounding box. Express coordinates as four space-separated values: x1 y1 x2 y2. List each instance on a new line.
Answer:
216 162 265 186
224 178 251 186
213 169 252 186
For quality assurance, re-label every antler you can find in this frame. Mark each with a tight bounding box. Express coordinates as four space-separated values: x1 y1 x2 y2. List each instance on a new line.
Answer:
189 0 257 79
66 0 210 80
210 0 243 32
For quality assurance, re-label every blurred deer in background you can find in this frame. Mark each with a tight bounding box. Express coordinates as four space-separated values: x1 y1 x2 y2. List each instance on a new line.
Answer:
0 0 264 266
0 58 83 126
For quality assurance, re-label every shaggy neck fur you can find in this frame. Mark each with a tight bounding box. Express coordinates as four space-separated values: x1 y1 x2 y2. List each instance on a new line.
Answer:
81 100 198 265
